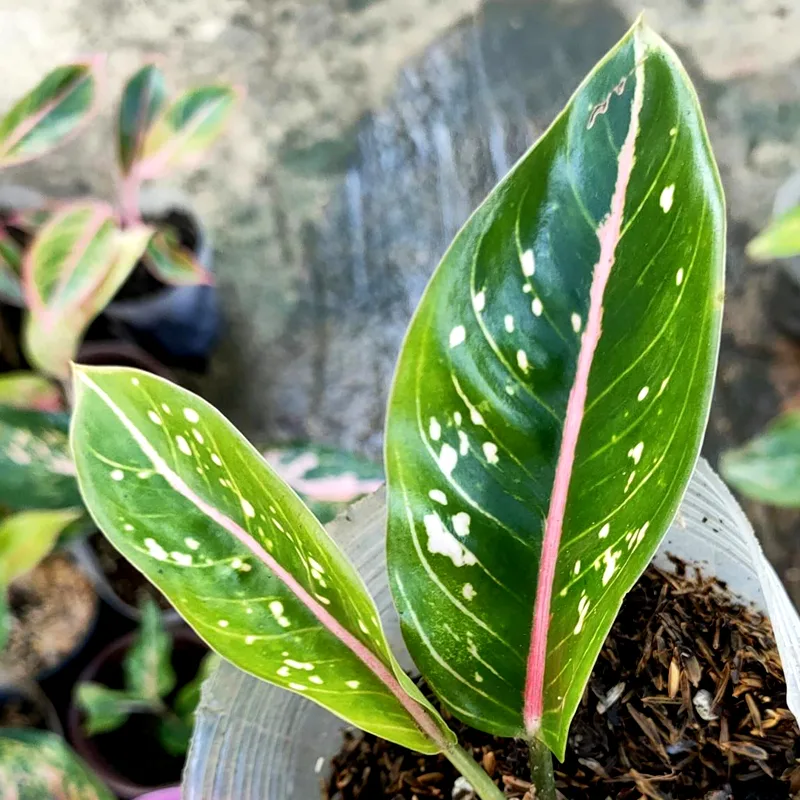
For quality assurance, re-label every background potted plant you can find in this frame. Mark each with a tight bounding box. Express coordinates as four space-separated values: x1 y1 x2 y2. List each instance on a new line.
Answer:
0 59 240 374
68 598 213 798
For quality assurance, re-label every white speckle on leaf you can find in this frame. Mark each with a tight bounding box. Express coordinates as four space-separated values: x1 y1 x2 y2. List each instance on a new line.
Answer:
601 547 622 586
474 672 484 683
211 453 222 466
659 184 675 213
358 619 369 634
429 489 448 505
185 538 200 550
532 298 543 317
449 326 466 348
138 470 152 479
659 377 670 395
473 291 485 312
669 126 677 136
574 593 591 634
521 248 535 276
573 560 581 575
277 666 291 677
110 469 124 481
148 411 162 425
438 444 458 477
241 498 255 518
245 635 256 645
123 524 134 532
599 523 610 539
289 683 307 691
458 430 469 456
628 442 644 465
285 659 314 670
309 557 325 574
571 313 582 333
176 435 192 455
171 552 193 566
504 314 515 333
316 594 331 606
470 408 484 426
676 268 684 286
482 442 499 465
131 377 140 386
454 411 462 426
192 429 204 444
638 386 649 401
144 538 167 561
309 675 323 685
625 471 636 492
346 680 360 689
517 350 529 371
452 512 471 537
631 521 650 550
184 408 200 423
423 513 477 567
218 619 229 628
161 404 171 414
429 417 441 442
462 583 476 600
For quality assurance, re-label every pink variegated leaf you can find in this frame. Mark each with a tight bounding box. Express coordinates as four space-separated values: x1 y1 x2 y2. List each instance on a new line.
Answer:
23 206 152 378
385 20 724 759
145 229 212 286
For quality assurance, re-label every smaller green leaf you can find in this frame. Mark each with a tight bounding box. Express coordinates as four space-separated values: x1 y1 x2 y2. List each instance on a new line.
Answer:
125 597 176 701
0 730 114 799
157 714 193 756
721 410 800 506
0 372 62 412
0 61 101 167
263 444 384 524
0 508 82 585
23 205 153 378
0 233 23 304
174 651 219 720
0 407 81 510
747 206 800 261
138 85 239 178
145 229 212 286
118 63 167 176
76 683 151 736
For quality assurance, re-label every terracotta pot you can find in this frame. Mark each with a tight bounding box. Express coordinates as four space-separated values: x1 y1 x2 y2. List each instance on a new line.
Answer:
68 627 206 799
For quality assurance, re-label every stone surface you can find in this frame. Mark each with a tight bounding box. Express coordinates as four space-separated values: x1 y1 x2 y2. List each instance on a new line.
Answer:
2 0 800 597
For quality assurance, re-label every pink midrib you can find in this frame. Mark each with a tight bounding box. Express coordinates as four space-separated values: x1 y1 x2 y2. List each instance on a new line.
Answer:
523 67 645 735
77 370 448 750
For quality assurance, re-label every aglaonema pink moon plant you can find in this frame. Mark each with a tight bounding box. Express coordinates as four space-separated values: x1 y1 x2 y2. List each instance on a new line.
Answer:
68 21 724 799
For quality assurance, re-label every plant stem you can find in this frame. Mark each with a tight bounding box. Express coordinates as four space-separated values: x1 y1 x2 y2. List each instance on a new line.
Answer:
119 171 140 228
527 737 556 800
444 741 505 800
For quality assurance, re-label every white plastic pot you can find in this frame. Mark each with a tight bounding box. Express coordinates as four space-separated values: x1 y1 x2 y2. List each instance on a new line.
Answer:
182 460 800 799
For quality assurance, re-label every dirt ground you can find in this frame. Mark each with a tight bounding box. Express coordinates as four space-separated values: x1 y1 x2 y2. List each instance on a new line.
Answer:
2 0 800 598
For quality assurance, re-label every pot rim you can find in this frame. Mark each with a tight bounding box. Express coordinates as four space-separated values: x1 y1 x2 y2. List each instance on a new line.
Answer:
67 626 203 799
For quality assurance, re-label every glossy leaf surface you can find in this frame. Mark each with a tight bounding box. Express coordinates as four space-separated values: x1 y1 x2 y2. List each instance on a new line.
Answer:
145 230 212 286
747 206 800 261
118 63 167 175
70 366 454 753
23 204 152 378
0 508 82 585
0 372 62 412
263 444 384 524
125 597 176 700
0 61 100 167
385 21 724 758
721 411 800 507
138 86 238 178
0 729 113 799
0 407 80 510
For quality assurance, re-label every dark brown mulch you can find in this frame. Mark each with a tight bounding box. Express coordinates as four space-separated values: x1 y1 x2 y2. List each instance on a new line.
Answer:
324 565 800 800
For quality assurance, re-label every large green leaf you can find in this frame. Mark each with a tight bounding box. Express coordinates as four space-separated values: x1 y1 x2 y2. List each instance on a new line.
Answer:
0 729 114 799
137 85 239 179
0 61 101 167
385 20 724 759
747 205 800 261
0 508 82 585
0 407 81 510
118 63 167 176
721 410 800 506
23 204 153 378
70 365 454 754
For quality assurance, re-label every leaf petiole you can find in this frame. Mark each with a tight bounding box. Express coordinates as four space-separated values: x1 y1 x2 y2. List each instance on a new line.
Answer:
527 737 556 800
443 741 506 800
